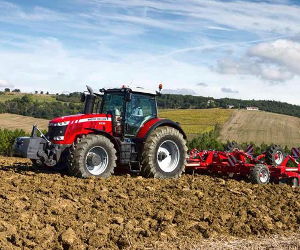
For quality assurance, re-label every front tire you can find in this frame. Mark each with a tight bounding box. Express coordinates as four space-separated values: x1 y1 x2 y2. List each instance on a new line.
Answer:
141 126 187 178
67 134 117 178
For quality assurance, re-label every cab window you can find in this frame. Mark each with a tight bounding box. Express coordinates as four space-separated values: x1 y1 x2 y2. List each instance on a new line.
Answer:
101 93 124 116
125 94 157 136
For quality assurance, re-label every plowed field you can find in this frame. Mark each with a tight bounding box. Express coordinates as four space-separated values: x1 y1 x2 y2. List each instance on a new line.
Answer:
0 157 300 249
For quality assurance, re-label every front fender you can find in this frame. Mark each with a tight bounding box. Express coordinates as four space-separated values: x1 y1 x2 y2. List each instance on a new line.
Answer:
84 128 121 151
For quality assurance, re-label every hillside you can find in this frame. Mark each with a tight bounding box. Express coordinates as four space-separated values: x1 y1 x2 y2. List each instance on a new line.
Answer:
219 110 300 147
0 113 48 133
0 109 233 138
160 108 233 138
0 92 56 103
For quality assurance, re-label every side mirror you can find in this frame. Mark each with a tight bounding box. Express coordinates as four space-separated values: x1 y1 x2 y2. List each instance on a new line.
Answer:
125 92 132 102
80 93 86 102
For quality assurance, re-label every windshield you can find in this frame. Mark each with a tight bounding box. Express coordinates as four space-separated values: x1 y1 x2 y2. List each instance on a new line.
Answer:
101 93 124 116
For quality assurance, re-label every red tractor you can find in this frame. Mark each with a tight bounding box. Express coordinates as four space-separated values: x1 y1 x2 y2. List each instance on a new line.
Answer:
14 85 188 178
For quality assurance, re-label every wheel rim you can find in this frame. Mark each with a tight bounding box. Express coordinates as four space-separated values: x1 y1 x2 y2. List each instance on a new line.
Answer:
259 168 269 183
157 140 180 172
274 151 284 165
85 146 108 175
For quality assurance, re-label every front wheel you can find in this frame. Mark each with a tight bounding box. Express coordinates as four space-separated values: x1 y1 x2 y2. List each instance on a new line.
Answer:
141 126 187 178
67 134 117 178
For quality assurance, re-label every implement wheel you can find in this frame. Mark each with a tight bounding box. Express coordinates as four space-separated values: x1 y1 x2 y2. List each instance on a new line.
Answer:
250 164 270 184
290 178 299 187
141 126 187 178
266 145 284 166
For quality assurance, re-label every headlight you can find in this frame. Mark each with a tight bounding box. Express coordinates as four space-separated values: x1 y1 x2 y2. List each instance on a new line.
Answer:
49 121 70 126
53 136 65 141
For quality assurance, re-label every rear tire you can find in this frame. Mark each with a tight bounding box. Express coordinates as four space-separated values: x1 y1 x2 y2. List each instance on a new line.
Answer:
266 145 284 166
67 134 117 178
250 164 270 184
141 126 187 178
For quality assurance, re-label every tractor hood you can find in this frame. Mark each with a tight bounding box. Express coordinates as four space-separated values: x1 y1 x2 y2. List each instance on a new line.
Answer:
49 113 112 126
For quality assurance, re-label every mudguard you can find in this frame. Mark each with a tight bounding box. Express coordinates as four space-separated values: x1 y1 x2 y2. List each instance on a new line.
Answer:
136 118 187 140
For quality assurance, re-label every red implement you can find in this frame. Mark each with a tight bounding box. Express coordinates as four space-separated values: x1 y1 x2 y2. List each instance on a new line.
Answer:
186 146 300 186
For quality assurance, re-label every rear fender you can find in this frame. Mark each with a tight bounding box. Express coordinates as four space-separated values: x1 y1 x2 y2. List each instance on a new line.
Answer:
136 118 187 140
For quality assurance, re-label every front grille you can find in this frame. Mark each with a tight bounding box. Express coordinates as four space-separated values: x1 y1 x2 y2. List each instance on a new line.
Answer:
48 125 67 140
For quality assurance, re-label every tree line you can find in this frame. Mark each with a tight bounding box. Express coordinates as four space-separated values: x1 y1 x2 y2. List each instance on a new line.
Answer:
157 94 300 117
0 92 300 120
0 95 82 119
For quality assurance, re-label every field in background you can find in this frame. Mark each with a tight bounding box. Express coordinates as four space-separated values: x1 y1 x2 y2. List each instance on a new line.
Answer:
219 109 300 147
0 113 48 133
1 109 300 147
159 108 233 138
0 109 233 137
0 92 56 102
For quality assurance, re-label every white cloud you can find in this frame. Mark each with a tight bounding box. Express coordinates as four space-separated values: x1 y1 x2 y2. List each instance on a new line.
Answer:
162 88 197 95
221 87 239 94
0 79 13 88
196 82 208 87
249 39 300 75
259 64 294 82
217 39 300 82
89 0 300 35
217 58 294 82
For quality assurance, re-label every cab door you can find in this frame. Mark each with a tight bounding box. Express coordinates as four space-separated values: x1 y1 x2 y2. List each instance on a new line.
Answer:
125 94 157 137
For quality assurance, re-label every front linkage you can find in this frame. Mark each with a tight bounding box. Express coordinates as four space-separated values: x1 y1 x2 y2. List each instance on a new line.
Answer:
14 125 68 167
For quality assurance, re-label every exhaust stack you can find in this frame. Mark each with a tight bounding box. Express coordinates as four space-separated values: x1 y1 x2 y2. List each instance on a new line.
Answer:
83 85 96 114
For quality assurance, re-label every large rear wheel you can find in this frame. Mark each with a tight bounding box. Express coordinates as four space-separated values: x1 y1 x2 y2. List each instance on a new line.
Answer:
141 126 187 178
67 134 117 178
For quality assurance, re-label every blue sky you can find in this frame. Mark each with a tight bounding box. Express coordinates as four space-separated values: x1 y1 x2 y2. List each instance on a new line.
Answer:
0 0 300 104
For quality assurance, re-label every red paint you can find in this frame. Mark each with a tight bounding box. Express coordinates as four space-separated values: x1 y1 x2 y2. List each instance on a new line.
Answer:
136 118 162 139
186 148 300 184
50 114 113 144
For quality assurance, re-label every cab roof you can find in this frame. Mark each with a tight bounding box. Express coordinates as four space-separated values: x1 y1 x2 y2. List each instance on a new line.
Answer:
104 86 158 96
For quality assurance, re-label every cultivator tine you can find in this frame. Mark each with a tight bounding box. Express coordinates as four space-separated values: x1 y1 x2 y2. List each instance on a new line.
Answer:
292 148 300 159
228 155 237 167
246 145 254 155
